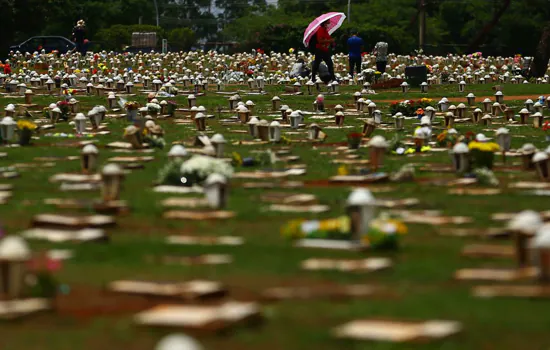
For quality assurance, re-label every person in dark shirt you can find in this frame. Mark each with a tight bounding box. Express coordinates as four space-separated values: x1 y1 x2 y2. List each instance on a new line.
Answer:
72 20 86 55
311 21 336 83
347 30 364 77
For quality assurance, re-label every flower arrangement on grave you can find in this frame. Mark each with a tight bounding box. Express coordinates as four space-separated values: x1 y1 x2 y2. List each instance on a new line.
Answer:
337 165 349 176
256 149 278 168
156 160 185 186
141 128 166 149
363 68 375 83
390 164 416 182
436 130 458 148
473 167 499 186
347 132 364 149
389 98 434 117
56 100 70 120
440 71 450 83
361 214 408 249
147 102 161 115
543 122 550 137
124 101 139 110
62 88 76 97
178 155 234 186
468 140 500 169
389 132 430 155
231 152 257 167
460 131 476 144
26 253 61 298
374 70 382 81
280 213 407 250
16 120 37 146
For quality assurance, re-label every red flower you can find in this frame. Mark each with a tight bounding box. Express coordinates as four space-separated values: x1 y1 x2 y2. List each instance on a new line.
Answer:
27 254 62 273
543 122 550 132
348 132 364 139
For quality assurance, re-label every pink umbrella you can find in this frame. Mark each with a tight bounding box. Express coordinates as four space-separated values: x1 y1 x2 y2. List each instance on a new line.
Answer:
303 12 347 47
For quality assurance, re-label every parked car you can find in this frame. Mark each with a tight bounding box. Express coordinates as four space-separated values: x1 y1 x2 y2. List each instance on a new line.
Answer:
9 36 76 54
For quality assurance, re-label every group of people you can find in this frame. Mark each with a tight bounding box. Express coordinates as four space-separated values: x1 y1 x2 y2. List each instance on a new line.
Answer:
292 20 388 84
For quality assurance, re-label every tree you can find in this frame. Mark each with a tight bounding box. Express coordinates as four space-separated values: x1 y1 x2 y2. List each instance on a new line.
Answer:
466 0 511 53
531 22 550 77
168 27 196 50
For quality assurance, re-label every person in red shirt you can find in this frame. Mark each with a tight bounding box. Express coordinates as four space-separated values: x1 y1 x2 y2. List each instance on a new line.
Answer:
3 62 11 75
311 21 336 83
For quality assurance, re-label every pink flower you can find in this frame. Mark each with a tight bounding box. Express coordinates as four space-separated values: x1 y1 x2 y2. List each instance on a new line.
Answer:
47 258 62 272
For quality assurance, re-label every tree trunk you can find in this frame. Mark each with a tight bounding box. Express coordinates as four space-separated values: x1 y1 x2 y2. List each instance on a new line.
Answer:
530 22 550 78
466 0 511 53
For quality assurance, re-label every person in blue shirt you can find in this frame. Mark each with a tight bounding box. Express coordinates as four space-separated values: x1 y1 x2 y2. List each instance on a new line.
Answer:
347 30 364 77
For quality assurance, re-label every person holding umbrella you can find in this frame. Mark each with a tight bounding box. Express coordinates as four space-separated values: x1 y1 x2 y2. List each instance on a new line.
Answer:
311 20 336 83
303 12 346 83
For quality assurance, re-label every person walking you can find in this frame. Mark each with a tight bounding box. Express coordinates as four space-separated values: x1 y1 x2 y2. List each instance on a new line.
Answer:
347 30 364 77
72 20 87 55
311 20 336 83
372 39 388 74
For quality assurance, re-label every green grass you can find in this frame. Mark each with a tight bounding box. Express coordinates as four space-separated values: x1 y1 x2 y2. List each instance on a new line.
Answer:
1 82 550 350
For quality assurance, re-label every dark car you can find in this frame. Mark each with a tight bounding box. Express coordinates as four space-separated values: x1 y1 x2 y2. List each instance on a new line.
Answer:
9 36 76 54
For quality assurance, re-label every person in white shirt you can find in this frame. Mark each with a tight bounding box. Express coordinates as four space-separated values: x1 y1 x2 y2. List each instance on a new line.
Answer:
372 40 388 74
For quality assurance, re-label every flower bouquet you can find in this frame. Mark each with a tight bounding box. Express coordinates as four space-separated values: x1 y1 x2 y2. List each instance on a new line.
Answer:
347 132 363 150
281 216 351 240
389 98 434 117
26 253 61 299
361 215 407 250
543 122 550 141
178 155 234 186
473 167 499 186
124 101 139 121
16 120 37 146
142 128 165 149
231 152 256 167
436 130 458 148
56 101 70 120
146 102 161 117
469 141 500 170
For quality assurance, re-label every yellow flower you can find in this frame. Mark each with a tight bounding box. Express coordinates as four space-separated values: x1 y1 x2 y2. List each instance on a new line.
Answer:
337 165 349 176
468 141 500 152
387 219 408 234
281 219 304 239
17 120 37 130
232 152 243 166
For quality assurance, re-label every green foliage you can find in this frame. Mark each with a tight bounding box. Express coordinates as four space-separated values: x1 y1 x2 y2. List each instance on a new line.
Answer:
2 0 550 57
167 28 196 51
95 25 166 51
156 159 183 186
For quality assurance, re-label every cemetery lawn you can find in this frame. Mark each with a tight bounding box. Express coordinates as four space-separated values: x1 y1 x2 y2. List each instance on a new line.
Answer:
1 83 550 350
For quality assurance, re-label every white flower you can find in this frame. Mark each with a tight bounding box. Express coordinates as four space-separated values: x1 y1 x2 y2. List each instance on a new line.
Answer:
180 155 234 180
146 103 161 112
